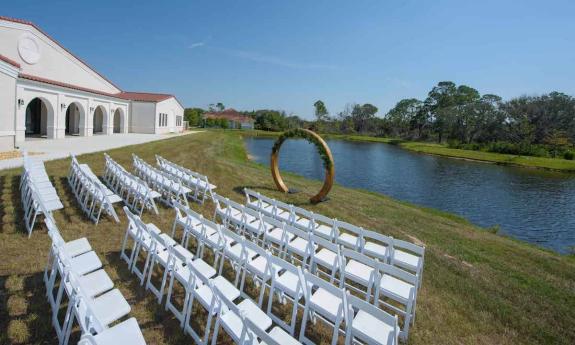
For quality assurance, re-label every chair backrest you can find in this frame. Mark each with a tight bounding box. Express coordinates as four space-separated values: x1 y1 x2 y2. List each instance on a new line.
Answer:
45 217 65 247
311 212 337 239
336 220 364 249
341 247 378 288
69 271 107 335
391 238 425 258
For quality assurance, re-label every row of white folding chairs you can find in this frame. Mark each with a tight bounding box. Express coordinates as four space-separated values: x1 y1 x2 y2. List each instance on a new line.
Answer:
174 200 401 345
121 205 301 345
214 195 417 341
102 153 160 215
132 154 190 207
43 218 145 345
67 155 121 224
156 155 217 204
243 189 425 287
20 154 64 237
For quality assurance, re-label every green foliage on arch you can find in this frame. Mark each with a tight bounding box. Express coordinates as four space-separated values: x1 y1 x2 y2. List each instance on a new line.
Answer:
272 128 333 170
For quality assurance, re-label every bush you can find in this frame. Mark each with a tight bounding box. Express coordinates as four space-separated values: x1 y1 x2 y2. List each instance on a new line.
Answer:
564 151 574 160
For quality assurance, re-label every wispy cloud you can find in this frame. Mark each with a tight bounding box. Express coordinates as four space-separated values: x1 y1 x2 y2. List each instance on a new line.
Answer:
189 42 206 49
218 47 337 70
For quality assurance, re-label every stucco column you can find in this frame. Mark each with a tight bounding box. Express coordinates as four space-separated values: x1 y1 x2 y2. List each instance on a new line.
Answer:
15 87 26 144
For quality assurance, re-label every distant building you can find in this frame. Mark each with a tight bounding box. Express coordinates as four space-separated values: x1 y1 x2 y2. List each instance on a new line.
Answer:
203 109 255 130
0 16 184 152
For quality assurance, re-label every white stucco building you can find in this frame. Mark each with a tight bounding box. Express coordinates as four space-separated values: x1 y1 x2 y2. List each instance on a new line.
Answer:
0 16 184 151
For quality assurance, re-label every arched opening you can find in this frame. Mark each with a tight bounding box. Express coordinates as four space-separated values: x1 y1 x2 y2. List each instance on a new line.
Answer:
113 108 124 133
65 102 85 136
93 106 106 134
25 98 48 138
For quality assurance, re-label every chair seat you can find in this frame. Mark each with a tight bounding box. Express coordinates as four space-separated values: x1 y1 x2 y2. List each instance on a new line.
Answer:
266 228 287 244
264 326 302 345
275 270 308 299
237 299 273 332
107 194 123 204
63 237 92 257
159 233 177 247
146 223 162 234
287 237 316 257
196 276 239 308
245 220 269 236
393 250 421 272
190 259 216 281
294 217 312 230
352 310 396 345
220 309 257 343
275 210 291 222
314 224 333 239
364 242 388 260
228 244 257 262
79 269 114 298
91 289 131 326
71 251 102 276
248 257 280 279
345 260 375 287
379 275 413 302
338 233 359 248
90 317 146 345
310 288 343 321
314 248 337 269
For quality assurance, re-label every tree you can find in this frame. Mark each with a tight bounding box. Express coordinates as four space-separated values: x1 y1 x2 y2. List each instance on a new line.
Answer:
351 103 378 133
184 107 204 127
386 98 422 138
208 102 225 112
313 100 329 121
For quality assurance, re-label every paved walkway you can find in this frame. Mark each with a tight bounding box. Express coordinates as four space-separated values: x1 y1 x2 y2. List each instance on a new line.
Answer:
0 131 200 170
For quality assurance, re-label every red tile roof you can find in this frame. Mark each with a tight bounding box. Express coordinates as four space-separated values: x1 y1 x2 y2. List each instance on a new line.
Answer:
0 16 122 92
204 109 255 123
19 73 121 98
0 54 20 68
116 92 174 102
19 74 181 106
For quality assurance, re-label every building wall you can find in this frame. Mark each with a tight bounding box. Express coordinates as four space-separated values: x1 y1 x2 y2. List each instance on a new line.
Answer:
14 79 129 143
155 97 184 134
129 101 157 134
0 63 17 151
0 19 120 94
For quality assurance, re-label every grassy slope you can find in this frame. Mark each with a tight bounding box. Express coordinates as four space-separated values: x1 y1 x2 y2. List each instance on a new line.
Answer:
246 130 575 171
0 131 574 344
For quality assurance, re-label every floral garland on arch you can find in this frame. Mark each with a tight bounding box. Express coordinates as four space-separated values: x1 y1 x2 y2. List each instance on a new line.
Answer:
271 128 333 170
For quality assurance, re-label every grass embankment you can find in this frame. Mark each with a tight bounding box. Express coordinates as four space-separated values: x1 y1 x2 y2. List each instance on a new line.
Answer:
0 131 574 344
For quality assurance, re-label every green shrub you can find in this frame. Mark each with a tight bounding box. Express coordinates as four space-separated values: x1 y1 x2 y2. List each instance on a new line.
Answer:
564 150 575 160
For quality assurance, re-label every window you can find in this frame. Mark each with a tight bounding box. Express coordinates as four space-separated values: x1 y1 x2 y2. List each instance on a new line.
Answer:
158 113 169 127
176 115 182 127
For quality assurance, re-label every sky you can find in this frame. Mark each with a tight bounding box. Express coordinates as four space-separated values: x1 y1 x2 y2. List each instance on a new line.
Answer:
4 0 575 119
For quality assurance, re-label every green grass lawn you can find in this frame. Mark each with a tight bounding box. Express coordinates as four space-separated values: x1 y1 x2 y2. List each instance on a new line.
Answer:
0 131 574 344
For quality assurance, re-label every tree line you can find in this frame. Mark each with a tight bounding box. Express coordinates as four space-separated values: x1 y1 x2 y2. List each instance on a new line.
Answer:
184 81 575 159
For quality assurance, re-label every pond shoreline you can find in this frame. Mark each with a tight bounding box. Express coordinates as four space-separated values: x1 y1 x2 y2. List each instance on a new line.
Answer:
242 130 575 173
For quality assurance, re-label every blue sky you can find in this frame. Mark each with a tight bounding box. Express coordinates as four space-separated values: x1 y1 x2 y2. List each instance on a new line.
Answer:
5 0 575 118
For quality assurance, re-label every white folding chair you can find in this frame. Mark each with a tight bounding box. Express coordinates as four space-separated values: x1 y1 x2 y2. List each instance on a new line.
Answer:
336 220 364 251
362 230 392 262
238 241 279 307
298 268 347 345
390 238 425 289
281 224 317 268
309 235 343 284
340 248 378 301
266 255 306 336
344 291 399 345
375 261 418 341
311 213 338 242
171 200 203 244
211 283 273 345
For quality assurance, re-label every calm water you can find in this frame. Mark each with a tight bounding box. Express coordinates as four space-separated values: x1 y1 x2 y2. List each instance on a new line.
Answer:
245 137 575 254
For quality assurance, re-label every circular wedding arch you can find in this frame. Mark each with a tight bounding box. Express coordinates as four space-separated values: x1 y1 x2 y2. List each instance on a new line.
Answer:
270 128 335 203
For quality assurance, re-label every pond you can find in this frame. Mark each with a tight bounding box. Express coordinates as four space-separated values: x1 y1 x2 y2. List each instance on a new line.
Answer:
244 137 575 254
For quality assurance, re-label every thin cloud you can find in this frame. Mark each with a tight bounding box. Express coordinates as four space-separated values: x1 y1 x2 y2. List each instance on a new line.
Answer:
218 47 337 70
189 42 205 49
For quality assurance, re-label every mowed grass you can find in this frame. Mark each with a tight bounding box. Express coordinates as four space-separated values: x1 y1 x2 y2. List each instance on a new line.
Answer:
0 131 574 344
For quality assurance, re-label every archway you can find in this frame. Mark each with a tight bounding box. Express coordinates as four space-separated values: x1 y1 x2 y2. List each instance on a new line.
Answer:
113 108 124 133
65 102 85 136
92 106 106 134
25 97 54 139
